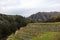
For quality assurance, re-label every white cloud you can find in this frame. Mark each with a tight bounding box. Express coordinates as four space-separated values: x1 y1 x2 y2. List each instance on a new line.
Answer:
0 0 60 9
20 0 45 8
0 0 60 16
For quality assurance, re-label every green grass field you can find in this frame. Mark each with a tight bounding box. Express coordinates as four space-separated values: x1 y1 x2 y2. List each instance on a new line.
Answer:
7 23 60 40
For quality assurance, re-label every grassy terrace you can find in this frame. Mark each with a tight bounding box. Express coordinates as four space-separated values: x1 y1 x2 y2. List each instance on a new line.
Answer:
7 22 60 40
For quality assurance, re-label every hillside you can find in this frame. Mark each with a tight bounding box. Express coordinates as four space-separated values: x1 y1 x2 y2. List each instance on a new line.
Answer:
0 14 28 40
28 12 60 22
7 23 60 40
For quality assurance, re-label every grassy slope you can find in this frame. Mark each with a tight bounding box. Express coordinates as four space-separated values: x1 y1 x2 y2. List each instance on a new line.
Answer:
7 23 60 40
32 32 60 40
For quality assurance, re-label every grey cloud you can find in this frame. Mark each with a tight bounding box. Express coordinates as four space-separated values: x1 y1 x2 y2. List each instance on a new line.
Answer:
3 7 60 17
5 9 39 17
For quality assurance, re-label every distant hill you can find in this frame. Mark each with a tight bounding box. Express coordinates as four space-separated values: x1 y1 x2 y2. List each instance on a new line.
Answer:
28 12 60 22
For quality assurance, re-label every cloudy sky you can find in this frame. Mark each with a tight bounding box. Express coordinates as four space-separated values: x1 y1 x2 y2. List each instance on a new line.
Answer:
0 0 60 17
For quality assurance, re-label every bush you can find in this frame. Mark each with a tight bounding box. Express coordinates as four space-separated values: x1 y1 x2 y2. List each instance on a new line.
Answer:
0 14 28 40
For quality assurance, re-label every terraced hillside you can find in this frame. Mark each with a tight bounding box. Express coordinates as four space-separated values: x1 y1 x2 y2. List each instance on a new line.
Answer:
7 23 60 40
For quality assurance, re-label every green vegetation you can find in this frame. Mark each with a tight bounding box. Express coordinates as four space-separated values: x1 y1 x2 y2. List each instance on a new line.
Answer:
46 14 60 22
32 32 60 40
0 12 60 40
0 14 28 40
7 23 60 40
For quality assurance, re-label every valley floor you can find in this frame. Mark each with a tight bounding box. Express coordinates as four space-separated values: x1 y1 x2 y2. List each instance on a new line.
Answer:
7 23 60 40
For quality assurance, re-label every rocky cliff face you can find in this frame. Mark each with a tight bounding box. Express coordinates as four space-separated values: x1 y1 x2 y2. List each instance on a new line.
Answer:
28 12 60 22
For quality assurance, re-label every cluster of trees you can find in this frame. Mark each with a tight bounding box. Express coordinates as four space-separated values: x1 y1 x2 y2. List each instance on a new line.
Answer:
0 14 28 40
47 15 60 22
